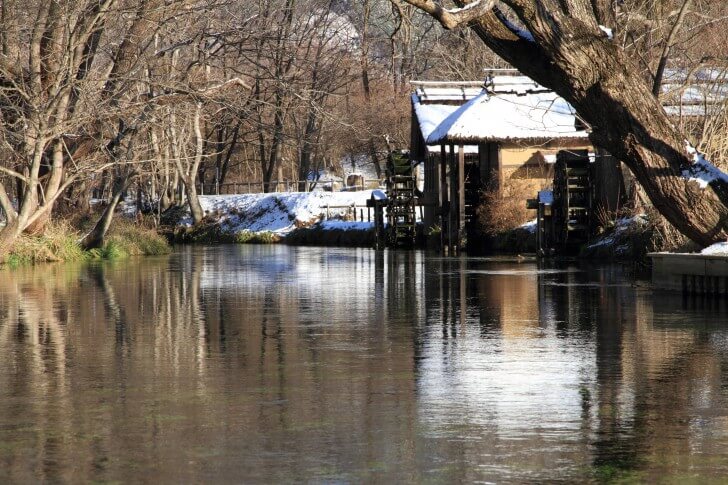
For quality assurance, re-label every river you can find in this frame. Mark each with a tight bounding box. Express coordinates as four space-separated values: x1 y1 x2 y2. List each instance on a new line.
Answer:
1 245 727 482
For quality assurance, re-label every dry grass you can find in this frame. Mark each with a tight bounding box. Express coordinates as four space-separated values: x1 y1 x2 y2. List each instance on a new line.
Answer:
7 222 86 266
100 218 171 258
643 207 697 253
5 217 170 267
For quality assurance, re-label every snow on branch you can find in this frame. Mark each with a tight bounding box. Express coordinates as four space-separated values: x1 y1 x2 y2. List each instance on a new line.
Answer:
400 0 496 30
682 141 728 189
493 7 535 42
598 25 613 39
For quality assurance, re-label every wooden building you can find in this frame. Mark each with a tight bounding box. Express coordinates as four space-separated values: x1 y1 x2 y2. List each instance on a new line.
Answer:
410 73 592 253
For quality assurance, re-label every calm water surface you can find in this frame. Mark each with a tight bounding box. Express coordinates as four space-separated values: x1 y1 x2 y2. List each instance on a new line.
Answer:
1 245 728 482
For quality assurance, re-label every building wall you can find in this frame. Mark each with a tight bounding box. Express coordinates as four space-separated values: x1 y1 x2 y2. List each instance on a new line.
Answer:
499 144 591 220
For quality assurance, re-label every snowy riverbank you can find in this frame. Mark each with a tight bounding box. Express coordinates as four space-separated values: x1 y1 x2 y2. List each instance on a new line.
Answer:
175 191 386 245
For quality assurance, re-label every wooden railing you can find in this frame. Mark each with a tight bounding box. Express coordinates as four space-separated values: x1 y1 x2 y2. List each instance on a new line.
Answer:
196 179 382 195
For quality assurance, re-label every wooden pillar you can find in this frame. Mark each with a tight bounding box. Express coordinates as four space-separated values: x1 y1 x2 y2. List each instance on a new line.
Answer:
478 142 489 187
448 143 457 255
440 144 449 255
488 142 503 195
593 148 625 218
458 144 465 251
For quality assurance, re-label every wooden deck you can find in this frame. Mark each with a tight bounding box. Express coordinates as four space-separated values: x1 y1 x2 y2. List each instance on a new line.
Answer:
649 252 728 294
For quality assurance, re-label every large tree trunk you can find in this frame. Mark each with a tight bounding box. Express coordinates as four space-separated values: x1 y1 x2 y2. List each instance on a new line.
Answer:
172 103 205 224
404 0 728 246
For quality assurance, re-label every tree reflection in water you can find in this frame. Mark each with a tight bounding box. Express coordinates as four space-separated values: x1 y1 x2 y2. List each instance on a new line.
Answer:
0 247 727 482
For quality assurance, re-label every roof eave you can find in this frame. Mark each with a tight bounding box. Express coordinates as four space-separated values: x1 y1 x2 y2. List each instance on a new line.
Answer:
427 134 591 145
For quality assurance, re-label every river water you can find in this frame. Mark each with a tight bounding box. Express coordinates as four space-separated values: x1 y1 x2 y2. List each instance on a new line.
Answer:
1 245 728 482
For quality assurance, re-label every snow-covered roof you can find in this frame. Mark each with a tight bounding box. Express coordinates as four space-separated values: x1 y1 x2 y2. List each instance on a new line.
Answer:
412 96 459 141
411 94 479 154
485 75 547 95
538 190 553 206
427 90 589 144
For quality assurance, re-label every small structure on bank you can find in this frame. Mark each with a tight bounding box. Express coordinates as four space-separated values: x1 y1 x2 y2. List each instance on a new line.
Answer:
529 150 595 256
367 149 420 249
385 151 418 247
410 71 592 254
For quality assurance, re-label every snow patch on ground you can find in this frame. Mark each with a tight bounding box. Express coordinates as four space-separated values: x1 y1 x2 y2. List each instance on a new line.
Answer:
586 215 647 250
520 219 537 234
599 25 613 39
189 191 379 235
682 142 728 189
319 220 374 231
702 242 728 255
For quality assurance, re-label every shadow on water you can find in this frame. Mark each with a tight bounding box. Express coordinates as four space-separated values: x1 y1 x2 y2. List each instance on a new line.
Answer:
0 247 727 482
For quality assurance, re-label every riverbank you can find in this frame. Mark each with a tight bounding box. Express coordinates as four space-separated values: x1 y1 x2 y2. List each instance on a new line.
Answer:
5 219 170 267
171 191 381 246
166 193 717 263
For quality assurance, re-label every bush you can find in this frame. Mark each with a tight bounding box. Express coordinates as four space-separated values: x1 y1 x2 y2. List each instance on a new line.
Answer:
475 181 534 237
233 230 279 244
581 209 700 261
469 180 539 253
100 219 171 258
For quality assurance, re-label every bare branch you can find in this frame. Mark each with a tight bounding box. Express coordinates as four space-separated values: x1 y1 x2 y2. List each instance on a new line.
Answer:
399 0 496 29
652 0 694 97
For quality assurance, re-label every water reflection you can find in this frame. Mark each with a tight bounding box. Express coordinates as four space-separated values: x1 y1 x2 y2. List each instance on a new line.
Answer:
0 247 727 482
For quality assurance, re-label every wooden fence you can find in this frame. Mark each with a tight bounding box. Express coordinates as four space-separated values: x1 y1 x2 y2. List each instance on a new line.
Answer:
197 179 381 195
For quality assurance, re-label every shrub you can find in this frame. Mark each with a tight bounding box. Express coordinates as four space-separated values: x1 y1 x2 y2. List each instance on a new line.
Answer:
234 230 279 244
103 219 171 258
475 180 534 237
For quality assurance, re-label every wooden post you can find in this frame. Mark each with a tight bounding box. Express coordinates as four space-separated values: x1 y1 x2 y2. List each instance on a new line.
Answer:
458 144 465 252
440 144 448 255
449 144 457 255
478 142 489 184
376 203 384 249
593 148 625 219
490 142 503 197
